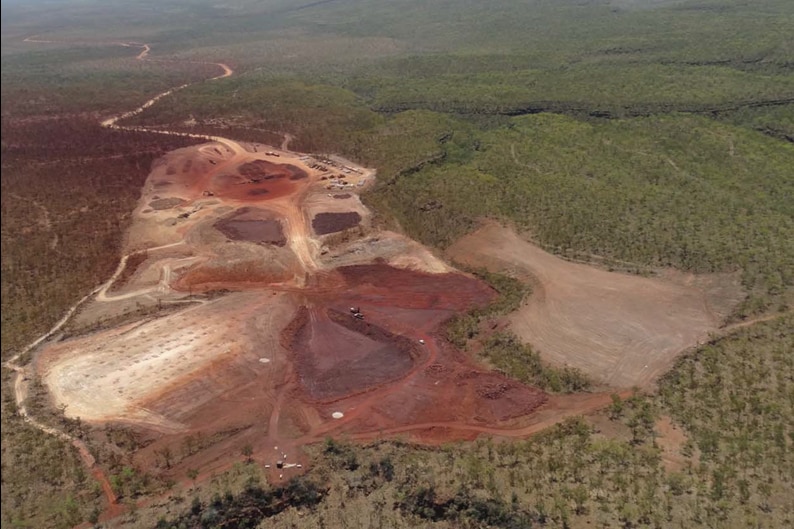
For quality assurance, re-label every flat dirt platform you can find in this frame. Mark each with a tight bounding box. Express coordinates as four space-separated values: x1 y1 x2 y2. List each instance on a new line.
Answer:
448 222 742 388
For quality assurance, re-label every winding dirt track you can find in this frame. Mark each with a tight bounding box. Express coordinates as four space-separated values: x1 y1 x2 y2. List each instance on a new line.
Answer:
4 283 119 514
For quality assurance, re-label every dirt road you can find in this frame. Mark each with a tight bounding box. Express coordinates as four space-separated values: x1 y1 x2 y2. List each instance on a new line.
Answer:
343 390 633 443
94 242 196 302
2 283 117 509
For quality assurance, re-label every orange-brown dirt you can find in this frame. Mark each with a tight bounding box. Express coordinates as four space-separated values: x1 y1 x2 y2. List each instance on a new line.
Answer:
655 415 697 472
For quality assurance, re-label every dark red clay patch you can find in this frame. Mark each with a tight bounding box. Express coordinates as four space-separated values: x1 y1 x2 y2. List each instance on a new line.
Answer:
312 212 362 235
287 307 419 401
238 160 308 181
214 217 285 246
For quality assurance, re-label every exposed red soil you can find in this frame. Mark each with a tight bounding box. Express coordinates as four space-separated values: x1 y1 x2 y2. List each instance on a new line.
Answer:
273 264 547 433
155 153 310 203
335 264 495 314
312 211 362 235
655 415 696 472
117 263 551 497
175 263 294 290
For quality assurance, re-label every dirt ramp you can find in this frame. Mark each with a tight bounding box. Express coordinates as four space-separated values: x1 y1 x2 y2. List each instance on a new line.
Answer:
448 223 738 388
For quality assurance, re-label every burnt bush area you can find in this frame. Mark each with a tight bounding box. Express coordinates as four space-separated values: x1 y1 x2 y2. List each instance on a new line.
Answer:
1 117 201 355
156 478 325 529
400 486 536 528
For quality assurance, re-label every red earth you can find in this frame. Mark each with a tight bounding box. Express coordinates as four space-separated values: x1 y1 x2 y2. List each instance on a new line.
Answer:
118 262 552 498
152 156 309 202
214 207 287 246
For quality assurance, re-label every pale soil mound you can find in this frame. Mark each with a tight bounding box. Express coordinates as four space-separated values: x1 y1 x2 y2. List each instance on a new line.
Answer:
323 232 452 274
38 292 296 429
148 197 187 210
447 223 741 388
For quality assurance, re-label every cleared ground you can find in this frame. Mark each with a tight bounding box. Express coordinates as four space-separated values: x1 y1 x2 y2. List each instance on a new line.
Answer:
447 222 743 388
34 136 558 493
40 292 295 431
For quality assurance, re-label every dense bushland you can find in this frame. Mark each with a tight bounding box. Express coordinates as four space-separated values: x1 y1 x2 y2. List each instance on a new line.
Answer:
0 116 200 527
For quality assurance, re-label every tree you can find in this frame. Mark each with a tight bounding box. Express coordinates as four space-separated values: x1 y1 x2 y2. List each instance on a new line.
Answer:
626 399 656 444
241 444 253 464
156 446 173 469
608 393 624 420
572 485 590 515
187 468 199 490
